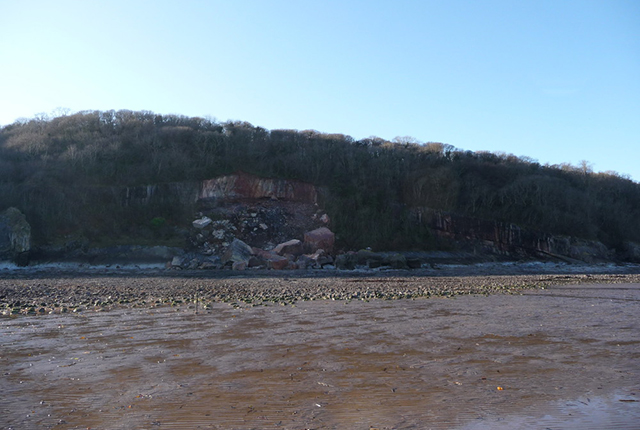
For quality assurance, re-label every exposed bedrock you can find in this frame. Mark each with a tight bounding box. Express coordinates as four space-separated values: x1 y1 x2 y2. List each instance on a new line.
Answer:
0 207 31 266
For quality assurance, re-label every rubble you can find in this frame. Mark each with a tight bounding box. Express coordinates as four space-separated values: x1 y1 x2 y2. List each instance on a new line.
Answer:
168 174 637 273
192 216 212 229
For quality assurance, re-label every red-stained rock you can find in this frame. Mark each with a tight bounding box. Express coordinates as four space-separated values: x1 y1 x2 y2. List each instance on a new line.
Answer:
248 256 264 268
266 254 289 270
252 247 273 259
199 172 317 203
250 247 290 269
303 227 335 254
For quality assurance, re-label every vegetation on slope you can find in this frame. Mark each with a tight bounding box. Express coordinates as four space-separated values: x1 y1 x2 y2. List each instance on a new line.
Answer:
1 110 639 252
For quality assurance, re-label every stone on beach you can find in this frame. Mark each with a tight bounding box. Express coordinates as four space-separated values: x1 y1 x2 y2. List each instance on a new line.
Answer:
304 227 335 254
222 238 254 265
273 239 303 256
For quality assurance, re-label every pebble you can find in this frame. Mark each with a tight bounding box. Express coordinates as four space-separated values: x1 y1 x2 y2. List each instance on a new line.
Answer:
1 270 640 314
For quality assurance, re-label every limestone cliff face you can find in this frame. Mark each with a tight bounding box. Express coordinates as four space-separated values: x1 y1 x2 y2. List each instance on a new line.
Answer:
199 172 317 204
120 182 199 207
116 173 324 255
120 172 318 207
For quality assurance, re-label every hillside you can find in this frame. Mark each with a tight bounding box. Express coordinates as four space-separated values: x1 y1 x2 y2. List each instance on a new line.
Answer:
1 110 640 261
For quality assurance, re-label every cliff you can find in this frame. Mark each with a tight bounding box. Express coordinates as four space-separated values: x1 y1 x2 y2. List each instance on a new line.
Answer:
0 207 31 266
424 209 613 263
120 172 318 207
199 172 317 203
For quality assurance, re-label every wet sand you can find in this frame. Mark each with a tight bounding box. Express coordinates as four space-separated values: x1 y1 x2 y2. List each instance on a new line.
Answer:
1 277 639 429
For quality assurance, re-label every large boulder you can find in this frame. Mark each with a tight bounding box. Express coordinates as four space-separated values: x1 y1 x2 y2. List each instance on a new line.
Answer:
303 227 335 254
384 253 408 269
623 242 640 263
0 207 31 266
335 253 357 270
273 239 303 256
222 238 254 265
266 254 290 270
567 239 612 263
356 249 384 266
252 247 290 270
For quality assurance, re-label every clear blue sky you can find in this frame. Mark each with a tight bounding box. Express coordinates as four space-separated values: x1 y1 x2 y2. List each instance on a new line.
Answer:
1 0 639 180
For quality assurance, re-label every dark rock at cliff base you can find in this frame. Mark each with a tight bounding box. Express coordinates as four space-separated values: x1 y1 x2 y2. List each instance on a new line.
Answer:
335 254 357 270
222 238 254 265
385 253 409 269
356 249 384 266
304 227 335 254
273 239 303 256
623 242 640 263
424 209 618 263
0 207 31 266
266 254 290 270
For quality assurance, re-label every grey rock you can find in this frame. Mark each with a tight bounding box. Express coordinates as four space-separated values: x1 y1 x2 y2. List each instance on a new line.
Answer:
407 258 423 269
199 261 221 270
356 249 384 266
248 256 265 268
296 255 317 269
624 242 640 263
385 253 408 269
273 239 303 256
335 254 356 270
222 238 254 265
192 216 213 229
0 207 31 266
232 261 247 271
170 256 184 268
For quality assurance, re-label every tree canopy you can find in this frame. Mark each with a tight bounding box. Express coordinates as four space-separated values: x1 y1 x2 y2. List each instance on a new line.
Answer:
1 110 639 251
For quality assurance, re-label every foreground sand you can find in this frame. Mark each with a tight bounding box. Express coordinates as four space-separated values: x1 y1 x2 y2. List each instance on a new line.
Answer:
1 273 639 429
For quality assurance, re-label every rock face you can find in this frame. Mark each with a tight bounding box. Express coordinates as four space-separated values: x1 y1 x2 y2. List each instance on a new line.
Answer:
624 242 640 263
0 207 31 266
425 209 613 263
120 182 199 207
117 172 330 267
119 172 319 208
199 172 318 204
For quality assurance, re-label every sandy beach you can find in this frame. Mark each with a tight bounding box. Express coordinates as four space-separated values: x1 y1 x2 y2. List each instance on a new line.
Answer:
1 271 639 429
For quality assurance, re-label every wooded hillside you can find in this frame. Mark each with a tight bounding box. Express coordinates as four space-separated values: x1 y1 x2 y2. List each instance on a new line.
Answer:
1 110 639 252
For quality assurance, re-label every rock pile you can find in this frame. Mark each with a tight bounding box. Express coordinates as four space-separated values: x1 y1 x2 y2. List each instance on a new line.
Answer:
172 227 337 271
170 197 338 270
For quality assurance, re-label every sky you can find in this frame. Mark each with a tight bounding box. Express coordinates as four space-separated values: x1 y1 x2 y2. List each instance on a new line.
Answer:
1 0 639 180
